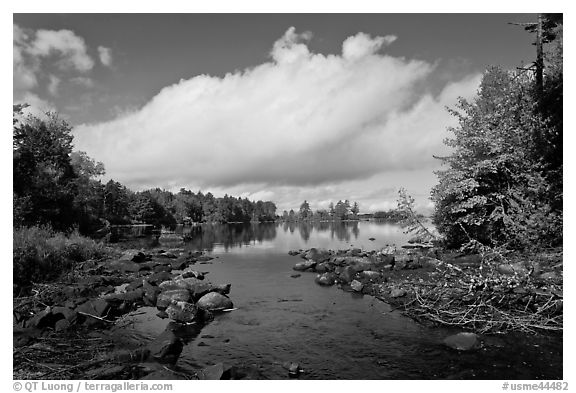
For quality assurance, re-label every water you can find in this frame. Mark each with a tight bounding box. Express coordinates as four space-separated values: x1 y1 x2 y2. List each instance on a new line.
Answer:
111 221 563 379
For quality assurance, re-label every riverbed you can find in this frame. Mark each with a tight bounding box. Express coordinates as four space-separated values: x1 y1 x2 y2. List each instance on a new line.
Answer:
110 222 562 379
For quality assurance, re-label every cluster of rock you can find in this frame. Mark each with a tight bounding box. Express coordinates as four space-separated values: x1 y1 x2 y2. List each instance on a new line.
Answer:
289 246 442 297
14 248 235 373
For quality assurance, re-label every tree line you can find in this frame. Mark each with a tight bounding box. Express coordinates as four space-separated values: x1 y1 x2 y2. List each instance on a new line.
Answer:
280 199 360 221
13 107 276 235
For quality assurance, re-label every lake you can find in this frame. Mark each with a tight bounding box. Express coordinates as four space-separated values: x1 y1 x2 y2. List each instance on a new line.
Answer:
111 221 562 379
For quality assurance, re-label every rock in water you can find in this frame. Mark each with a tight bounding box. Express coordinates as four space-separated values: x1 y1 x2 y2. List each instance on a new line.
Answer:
156 289 191 310
197 363 236 380
165 301 198 323
443 332 480 351
196 292 234 311
306 248 331 263
315 272 337 286
339 266 356 284
293 261 316 271
350 280 364 292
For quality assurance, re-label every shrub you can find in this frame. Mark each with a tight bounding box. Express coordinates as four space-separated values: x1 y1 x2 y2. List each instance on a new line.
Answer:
13 225 111 290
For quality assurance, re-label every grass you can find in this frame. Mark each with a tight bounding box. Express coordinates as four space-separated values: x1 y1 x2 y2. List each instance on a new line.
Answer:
13 225 112 292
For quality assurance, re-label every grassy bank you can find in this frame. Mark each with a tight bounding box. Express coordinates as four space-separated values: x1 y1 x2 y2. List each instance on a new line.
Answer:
13 225 114 293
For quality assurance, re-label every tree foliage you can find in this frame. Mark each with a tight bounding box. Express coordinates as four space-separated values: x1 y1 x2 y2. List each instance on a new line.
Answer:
13 110 77 230
432 62 562 250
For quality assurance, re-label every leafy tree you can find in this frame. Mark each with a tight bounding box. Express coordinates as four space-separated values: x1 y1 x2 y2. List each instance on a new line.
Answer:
431 67 561 250
351 201 360 218
328 202 335 218
70 151 106 232
13 110 77 230
334 200 349 220
103 180 132 224
299 200 312 220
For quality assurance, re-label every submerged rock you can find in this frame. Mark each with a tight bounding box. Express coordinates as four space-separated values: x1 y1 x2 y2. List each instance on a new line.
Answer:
147 329 183 364
443 332 480 351
197 363 236 380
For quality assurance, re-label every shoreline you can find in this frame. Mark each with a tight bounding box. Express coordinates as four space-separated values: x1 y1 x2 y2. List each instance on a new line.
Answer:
288 245 563 336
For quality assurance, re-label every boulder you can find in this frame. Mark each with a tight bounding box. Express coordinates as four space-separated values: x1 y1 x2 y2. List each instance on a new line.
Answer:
390 288 407 298
51 306 78 323
108 260 140 273
347 248 362 257
153 264 172 273
360 271 381 281
497 262 529 276
174 278 215 299
315 272 337 286
120 250 148 263
54 319 71 332
539 272 558 280
147 329 183 364
350 280 364 292
419 256 443 268
165 301 198 323
315 262 332 274
27 306 55 329
338 266 356 284
348 258 373 273
196 292 233 311
147 272 173 286
180 268 204 280
293 261 316 272
157 251 177 259
282 361 303 378
126 279 144 292
76 299 110 318
142 280 161 305
158 279 186 292
170 260 188 270
306 248 332 263
443 332 480 351
156 289 191 310
380 245 396 255
197 255 214 262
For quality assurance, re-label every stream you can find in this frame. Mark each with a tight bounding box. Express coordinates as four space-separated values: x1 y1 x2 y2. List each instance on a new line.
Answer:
109 222 562 379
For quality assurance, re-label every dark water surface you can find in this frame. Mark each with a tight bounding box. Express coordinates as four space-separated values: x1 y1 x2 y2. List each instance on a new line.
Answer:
111 222 562 379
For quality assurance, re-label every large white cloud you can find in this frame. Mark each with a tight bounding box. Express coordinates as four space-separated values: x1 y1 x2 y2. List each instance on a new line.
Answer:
74 27 480 195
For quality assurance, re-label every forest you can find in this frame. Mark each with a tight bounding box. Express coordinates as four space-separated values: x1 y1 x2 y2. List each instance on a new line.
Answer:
13 112 277 235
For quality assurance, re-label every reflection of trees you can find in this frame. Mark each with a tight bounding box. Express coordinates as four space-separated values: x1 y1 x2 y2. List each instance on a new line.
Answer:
351 222 359 240
180 223 277 251
298 222 311 242
330 222 350 242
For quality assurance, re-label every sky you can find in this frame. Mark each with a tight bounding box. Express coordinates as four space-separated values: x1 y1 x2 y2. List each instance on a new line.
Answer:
13 13 541 214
